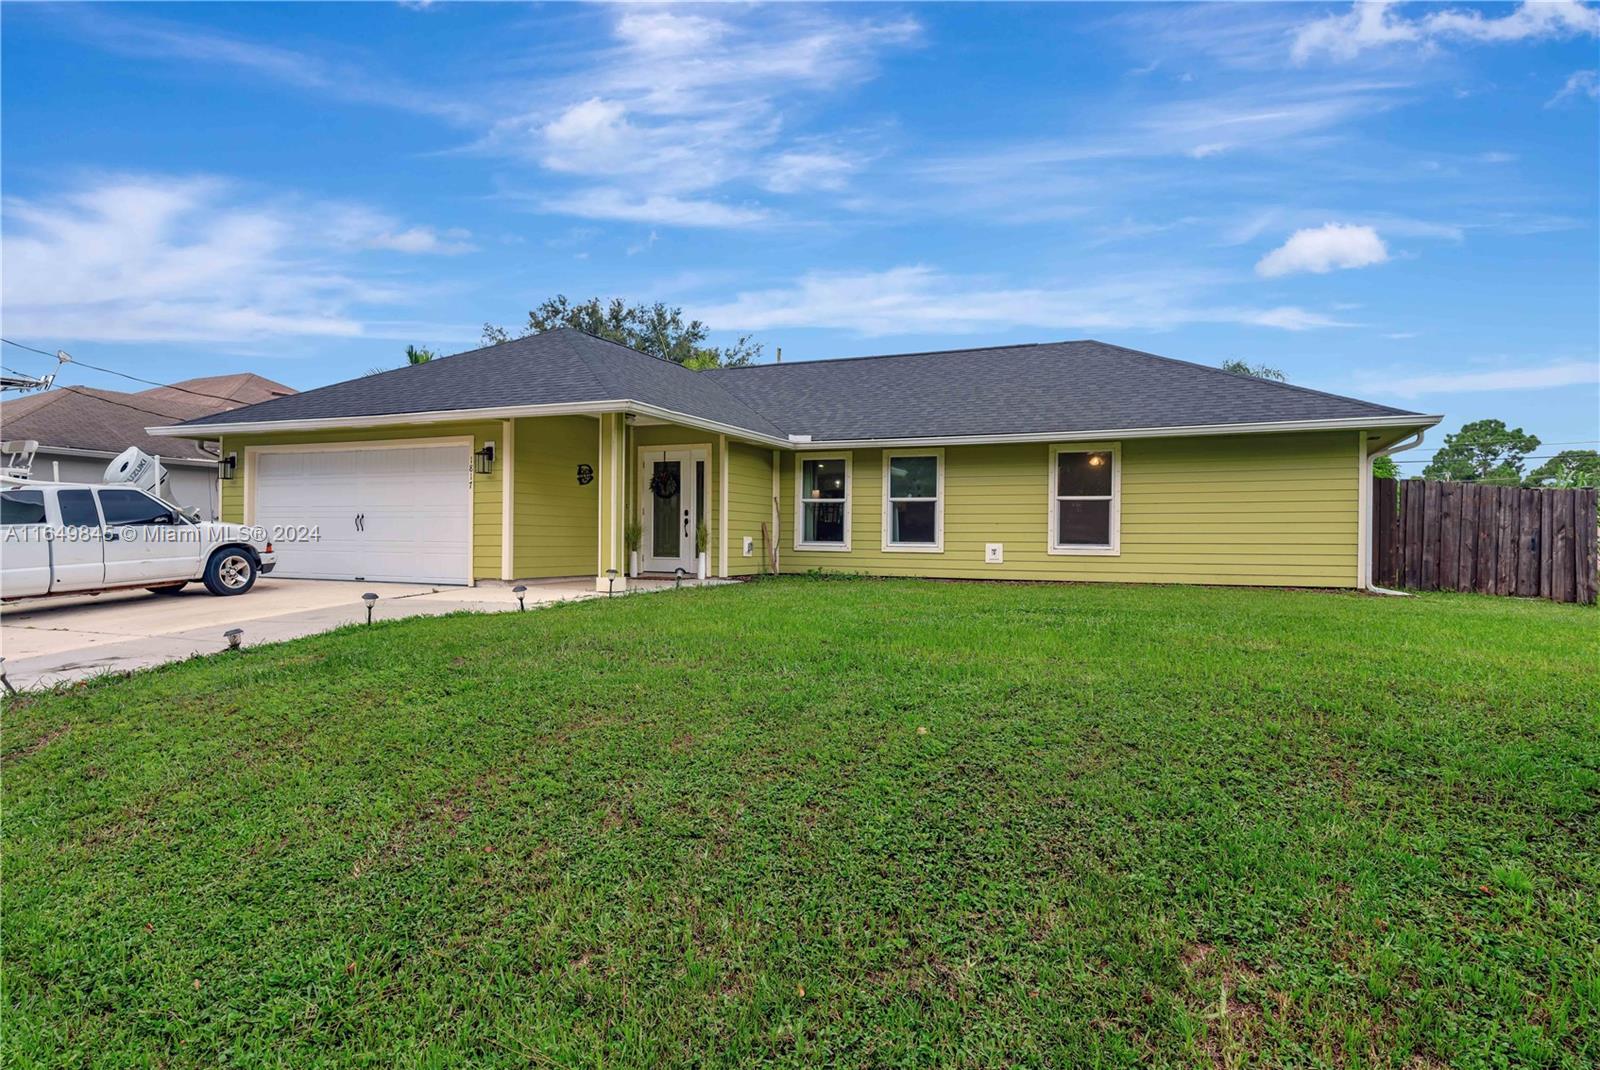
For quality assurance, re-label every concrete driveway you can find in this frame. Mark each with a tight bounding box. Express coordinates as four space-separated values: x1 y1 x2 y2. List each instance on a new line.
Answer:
1 576 705 691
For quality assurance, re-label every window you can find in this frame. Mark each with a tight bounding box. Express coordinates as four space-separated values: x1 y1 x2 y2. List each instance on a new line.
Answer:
796 454 850 550
1049 444 1120 555
1 489 46 526
57 489 102 529
97 489 176 527
883 451 943 551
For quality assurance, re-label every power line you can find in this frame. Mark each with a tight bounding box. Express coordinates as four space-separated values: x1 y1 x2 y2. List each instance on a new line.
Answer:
2 337 250 405
0 337 55 359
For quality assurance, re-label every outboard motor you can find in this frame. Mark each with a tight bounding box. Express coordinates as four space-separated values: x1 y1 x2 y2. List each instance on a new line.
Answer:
104 446 169 495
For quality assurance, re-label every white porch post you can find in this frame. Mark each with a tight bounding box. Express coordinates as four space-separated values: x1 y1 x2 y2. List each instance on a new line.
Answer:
596 412 627 592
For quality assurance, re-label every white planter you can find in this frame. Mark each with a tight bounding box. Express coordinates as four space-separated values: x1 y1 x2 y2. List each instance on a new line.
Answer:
629 551 639 578
697 552 708 580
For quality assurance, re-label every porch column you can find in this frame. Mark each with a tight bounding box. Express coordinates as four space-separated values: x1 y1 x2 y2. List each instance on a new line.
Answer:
596 412 627 592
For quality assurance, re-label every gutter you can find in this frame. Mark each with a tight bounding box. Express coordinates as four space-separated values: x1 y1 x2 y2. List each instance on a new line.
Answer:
149 405 1441 452
1361 429 1427 596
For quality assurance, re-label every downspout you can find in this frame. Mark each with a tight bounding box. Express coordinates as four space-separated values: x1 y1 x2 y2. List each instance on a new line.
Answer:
1363 429 1426 596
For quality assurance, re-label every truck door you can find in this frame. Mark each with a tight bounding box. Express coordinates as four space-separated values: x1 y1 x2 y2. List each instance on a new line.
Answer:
1 488 51 598
50 488 106 593
97 488 199 585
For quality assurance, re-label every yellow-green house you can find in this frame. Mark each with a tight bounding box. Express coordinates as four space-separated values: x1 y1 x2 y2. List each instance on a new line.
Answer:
150 330 1439 592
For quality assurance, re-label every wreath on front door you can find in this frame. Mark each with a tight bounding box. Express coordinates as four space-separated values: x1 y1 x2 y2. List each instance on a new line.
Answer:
648 467 680 500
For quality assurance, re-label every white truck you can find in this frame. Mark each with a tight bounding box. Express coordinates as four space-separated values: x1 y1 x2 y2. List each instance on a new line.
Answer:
1 480 276 601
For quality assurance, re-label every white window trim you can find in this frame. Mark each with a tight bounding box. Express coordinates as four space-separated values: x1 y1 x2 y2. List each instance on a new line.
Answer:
794 452 852 552
1047 441 1121 556
881 448 944 553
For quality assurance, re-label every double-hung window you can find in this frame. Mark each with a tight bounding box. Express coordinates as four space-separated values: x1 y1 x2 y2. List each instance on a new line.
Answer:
1049 444 1120 555
883 450 943 551
796 455 851 550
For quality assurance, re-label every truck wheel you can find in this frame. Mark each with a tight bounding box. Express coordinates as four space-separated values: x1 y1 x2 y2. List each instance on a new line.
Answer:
203 549 258 596
147 583 188 595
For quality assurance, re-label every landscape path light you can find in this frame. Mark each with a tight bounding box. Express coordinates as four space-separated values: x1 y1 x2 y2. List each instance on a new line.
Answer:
513 585 527 611
223 628 243 651
362 592 378 624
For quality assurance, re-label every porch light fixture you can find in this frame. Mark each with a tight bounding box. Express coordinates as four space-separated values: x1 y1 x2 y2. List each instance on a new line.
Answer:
474 443 495 476
223 628 243 651
605 568 618 597
362 592 378 624
513 584 527 611
219 452 238 480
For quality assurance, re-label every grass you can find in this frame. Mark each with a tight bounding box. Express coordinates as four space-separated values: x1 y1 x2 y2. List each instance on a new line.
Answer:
2 578 1596 1068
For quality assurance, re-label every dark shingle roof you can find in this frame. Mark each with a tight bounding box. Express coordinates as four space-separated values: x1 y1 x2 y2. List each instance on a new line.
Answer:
706 340 1417 440
172 331 1423 442
179 329 785 438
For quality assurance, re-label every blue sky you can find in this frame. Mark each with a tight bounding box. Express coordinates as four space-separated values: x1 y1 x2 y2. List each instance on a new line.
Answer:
3 1 1597 468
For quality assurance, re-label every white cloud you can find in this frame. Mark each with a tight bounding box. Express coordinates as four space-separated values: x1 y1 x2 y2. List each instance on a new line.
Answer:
764 151 858 194
1370 360 1599 398
1292 1 1600 63
361 226 475 255
482 7 918 225
694 264 1347 336
542 189 768 228
1256 223 1389 277
1548 69 1600 105
0 174 463 343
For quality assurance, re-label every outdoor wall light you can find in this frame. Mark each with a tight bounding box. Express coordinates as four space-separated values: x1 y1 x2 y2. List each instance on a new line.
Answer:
219 453 238 480
223 628 243 651
474 443 495 476
605 568 618 597
362 592 378 624
513 584 527 611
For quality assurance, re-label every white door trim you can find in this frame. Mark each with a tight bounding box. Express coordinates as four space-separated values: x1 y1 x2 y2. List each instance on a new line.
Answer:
245 436 475 585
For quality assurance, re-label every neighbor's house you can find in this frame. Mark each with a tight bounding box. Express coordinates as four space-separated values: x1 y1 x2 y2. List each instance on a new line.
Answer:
4 374 295 519
149 331 1439 591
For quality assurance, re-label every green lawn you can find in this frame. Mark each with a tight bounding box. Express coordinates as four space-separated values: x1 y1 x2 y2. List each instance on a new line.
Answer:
3 579 1596 1068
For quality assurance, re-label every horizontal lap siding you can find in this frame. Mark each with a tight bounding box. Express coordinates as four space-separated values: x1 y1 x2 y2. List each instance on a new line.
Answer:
726 442 774 576
513 415 598 578
779 431 1359 587
218 422 502 581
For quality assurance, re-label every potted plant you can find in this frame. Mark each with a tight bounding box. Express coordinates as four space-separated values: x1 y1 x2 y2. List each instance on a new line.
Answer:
624 517 642 578
695 518 709 580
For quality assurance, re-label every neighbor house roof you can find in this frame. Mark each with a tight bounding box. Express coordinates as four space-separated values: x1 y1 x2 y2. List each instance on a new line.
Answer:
157 330 1430 445
3 374 297 464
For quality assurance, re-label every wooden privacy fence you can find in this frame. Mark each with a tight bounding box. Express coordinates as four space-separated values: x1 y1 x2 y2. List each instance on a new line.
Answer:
1371 478 1597 604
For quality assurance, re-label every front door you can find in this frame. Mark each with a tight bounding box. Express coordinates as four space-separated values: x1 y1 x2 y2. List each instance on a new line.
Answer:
640 449 699 575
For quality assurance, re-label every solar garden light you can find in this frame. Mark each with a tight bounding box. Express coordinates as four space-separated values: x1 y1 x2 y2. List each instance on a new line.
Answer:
223 628 243 652
361 592 378 624
605 568 618 597
512 584 527 611
0 657 14 696
673 567 687 589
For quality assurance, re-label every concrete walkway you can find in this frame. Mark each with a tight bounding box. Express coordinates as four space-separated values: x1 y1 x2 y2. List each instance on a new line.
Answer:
1 576 724 692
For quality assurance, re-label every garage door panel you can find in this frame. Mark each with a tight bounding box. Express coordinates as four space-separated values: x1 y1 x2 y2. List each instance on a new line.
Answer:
252 444 472 585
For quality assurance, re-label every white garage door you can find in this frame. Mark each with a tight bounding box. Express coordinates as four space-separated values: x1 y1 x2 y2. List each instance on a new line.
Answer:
253 443 473 585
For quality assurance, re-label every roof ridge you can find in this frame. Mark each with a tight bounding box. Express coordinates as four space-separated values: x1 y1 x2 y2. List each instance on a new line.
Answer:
1084 339 1412 416
708 339 1053 372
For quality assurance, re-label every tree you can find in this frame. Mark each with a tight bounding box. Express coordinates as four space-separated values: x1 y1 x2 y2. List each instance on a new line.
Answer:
367 344 439 376
1220 359 1287 382
1371 455 1401 480
1524 449 1600 489
1421 419 1539 484
482 295 761 369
